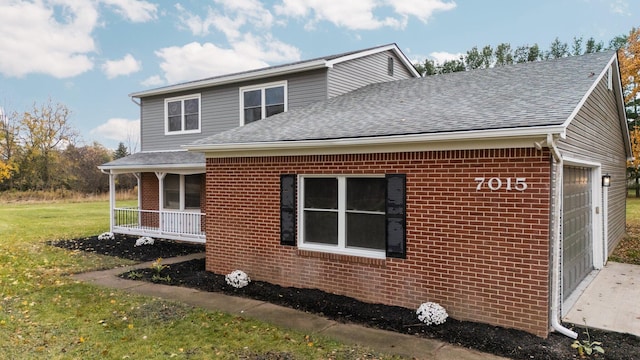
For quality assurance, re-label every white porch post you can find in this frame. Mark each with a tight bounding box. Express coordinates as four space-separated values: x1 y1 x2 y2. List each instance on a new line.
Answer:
134 173 141 227
109 172 116 232
155 172 166 232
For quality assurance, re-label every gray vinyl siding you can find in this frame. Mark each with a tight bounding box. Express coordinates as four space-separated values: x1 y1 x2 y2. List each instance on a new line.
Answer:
328 50 414 98
557 72 628 253
141 69 328 151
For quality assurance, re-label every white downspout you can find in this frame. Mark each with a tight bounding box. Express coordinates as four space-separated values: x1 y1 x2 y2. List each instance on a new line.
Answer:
547 134 578 339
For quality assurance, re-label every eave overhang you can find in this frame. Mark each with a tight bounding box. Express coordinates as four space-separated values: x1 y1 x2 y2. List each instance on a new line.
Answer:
184 125 568 158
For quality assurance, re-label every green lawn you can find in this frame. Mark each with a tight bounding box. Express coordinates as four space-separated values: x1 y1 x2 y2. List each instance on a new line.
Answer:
0 201 399 359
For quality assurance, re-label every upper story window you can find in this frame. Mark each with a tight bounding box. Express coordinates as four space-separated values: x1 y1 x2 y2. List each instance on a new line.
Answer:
240 81 287 125
165 94 201 135
299 175 386 258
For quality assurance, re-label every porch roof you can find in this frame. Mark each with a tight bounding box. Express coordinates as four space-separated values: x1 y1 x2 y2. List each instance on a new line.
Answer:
99 151 204 174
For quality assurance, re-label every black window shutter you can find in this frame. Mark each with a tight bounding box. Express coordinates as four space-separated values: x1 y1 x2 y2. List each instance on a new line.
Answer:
386 174 406 258
280 174 297 246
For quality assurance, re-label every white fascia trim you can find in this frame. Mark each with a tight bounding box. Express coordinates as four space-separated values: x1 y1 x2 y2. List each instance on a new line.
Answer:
561 52 617 130
130 60 328 98
185 125 567 157
98 163 204 174
326 44 420 78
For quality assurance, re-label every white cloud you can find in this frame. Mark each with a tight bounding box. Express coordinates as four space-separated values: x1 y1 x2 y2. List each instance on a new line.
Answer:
156 42 271 84
0 0 97 78
274 0 456 30
0 0 157 78
160 1 301 84
141 75 164 87
101 0 158 22
609 0 630 15
429 51 463 64
102 54 141 79
387 0 457 24
91 118 140 143
176 0 274 38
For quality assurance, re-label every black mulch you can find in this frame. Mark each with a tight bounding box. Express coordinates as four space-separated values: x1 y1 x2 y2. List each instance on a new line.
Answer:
51 235 640 360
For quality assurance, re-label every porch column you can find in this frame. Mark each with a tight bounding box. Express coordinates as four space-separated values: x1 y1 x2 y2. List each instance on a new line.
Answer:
108 172 116 232
134 173 141 227
155 172 166 232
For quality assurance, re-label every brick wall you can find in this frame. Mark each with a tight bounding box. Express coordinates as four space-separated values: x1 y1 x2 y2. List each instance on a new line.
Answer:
205 148 552 337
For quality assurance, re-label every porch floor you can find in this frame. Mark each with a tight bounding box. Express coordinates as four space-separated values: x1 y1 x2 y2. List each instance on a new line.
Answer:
563 262 640 337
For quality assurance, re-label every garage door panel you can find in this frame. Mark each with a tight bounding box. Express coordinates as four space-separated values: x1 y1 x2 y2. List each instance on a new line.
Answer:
563 166 593 300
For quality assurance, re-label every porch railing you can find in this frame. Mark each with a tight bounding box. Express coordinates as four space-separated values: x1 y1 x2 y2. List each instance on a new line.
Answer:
113 207 206 243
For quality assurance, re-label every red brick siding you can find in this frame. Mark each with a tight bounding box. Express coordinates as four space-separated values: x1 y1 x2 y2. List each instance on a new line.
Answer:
205 148 552 337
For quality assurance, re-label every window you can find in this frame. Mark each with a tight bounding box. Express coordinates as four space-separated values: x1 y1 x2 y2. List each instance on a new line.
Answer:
387 56 394 76
163 174 201 210
165 94 201 134
299 176 387 258
240 81 287 125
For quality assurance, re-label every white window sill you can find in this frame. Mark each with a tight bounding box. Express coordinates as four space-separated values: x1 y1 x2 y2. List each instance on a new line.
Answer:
298 243 386 259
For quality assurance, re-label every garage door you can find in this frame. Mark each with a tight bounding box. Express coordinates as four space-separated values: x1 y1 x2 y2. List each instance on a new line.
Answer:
562 166 593 300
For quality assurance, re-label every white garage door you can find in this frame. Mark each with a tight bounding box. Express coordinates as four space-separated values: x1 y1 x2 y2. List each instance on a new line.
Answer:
562 166 593 300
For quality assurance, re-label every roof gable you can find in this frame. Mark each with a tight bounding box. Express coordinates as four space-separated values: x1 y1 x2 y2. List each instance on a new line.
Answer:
130 43 419 98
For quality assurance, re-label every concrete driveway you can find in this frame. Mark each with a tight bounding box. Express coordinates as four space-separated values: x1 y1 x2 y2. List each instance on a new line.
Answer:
563 262 640 337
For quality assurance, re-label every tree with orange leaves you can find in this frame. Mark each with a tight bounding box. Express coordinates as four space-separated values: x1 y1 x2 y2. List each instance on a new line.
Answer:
619 27 639 121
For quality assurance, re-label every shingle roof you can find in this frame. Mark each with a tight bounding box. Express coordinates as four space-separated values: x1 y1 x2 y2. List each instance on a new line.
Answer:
189 51 616 148
99 151 204 169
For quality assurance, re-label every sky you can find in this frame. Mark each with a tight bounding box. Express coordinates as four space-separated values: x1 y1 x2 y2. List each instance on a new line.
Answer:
0 0 637 151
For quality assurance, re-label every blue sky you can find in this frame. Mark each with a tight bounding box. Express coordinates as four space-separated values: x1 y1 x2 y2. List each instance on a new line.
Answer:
0 0 637 150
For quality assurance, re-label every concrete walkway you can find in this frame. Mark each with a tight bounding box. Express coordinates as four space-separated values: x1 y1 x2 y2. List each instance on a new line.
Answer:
72 254 507 360
564 261 640 337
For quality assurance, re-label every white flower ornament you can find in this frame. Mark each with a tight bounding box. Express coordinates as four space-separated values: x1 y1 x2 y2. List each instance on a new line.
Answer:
98 232 114 240
134 236 155 246
416 302 448 325
225 270 251 288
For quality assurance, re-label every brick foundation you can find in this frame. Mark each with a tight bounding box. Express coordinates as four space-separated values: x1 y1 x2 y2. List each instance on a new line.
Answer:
204 148 552 337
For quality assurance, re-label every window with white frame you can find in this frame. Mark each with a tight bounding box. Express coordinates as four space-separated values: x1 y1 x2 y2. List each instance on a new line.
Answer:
165 94 201 134
163 174 201 210
240 81 286 125
299 175 386 258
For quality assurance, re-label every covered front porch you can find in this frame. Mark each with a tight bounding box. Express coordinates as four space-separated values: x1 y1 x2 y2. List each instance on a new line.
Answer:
99 151 206 244
112 206 205 242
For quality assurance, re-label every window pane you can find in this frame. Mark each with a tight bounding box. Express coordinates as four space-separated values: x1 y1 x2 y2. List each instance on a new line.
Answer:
304 178 338 209
243 89 261 107
168 116 182 132
185 174 201 209
184 98 199 114
244 108 262 124
167 101 181 116
304 211 338 245
164 174 180 209
346 213 385 250
185 114 199 130
266 104 285 117
265 86 284 105
347 178 385 212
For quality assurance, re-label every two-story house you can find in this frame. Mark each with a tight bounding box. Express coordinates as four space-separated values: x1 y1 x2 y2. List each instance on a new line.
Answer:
99 44 420 243
101 46 631 338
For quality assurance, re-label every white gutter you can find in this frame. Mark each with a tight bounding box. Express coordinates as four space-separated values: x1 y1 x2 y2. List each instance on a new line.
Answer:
546 133 579 339
185 125 568 154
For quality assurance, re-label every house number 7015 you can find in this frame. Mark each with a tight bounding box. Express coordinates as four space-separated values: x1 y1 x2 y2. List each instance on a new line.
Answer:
474 177 528 191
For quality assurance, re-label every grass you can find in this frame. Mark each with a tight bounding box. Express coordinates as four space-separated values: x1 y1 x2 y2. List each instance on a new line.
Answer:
608 197 640 264
0 201 400 359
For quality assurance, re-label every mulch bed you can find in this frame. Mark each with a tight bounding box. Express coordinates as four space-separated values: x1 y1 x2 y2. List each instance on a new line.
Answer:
51 235 640 360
